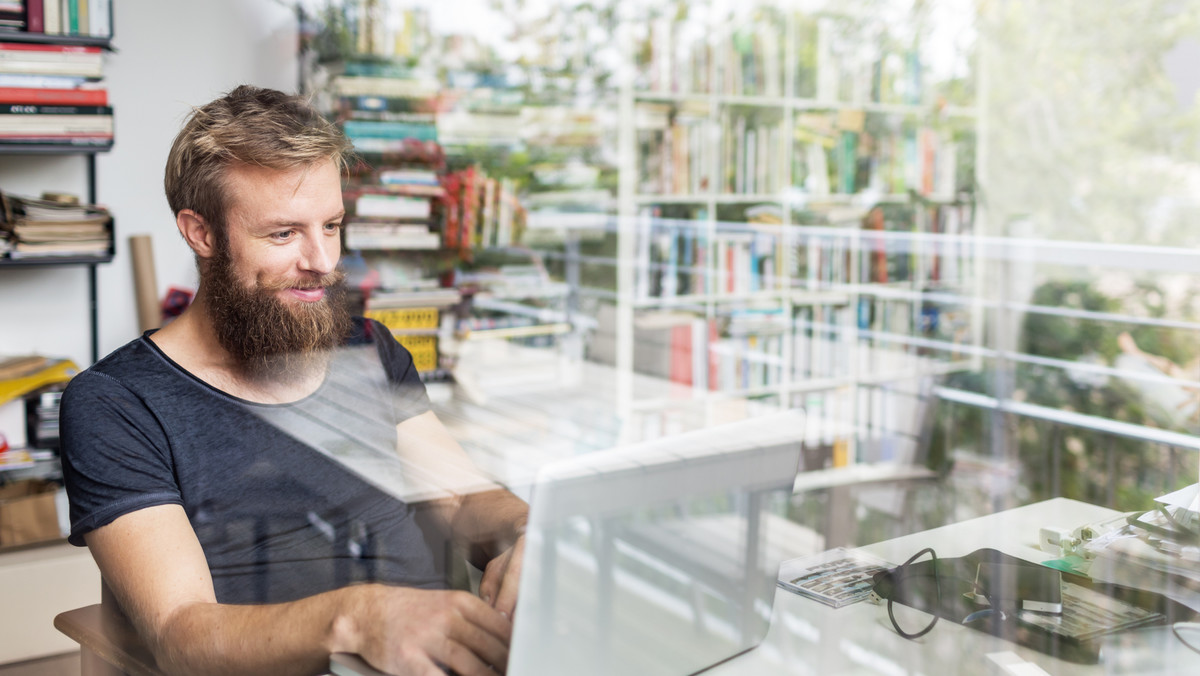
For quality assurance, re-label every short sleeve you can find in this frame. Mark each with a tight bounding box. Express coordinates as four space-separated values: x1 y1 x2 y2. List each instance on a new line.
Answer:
60 371 183 546
365 318 432 421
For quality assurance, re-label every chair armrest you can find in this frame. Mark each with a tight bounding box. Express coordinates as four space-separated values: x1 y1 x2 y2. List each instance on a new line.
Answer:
54 604 163 676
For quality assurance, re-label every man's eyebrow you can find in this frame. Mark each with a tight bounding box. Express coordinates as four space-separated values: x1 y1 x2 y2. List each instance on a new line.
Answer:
258 211 346 228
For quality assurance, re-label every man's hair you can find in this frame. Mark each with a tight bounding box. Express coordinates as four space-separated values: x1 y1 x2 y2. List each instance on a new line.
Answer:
164 85 354 242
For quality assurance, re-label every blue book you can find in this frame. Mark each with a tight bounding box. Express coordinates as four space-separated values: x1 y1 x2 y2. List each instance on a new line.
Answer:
343 120 437 141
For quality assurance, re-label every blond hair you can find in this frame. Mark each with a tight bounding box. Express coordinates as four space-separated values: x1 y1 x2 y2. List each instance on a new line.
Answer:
164 85 354 242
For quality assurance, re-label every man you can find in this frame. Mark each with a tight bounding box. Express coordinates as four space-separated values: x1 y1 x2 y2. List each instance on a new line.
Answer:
60 85 527 676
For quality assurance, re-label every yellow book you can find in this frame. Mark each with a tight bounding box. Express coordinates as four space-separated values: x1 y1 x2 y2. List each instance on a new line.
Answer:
365 307 440 331
0 359 79 407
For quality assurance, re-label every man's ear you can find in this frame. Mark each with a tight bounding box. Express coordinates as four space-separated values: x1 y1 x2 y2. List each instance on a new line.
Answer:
177 209 216 259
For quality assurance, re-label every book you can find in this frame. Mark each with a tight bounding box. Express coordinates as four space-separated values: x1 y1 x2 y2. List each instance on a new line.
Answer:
0 133 111 146
0 74 88 88
0 86 106 105
343 119 437 142
12 237 108 256
87 0 109 38
0 112 111 134
0 357 77 406
777 547 893 608
3 191 108 221
25 0 42 33
0 41 103 77
0 103 106 115
332 75 439 100
355 193 432 220
344 222 440 250
0 355 46 380
43 0 58 34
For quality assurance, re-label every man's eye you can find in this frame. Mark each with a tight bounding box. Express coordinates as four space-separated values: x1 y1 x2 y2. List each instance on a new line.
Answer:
271 230 294 241
325 222 343 233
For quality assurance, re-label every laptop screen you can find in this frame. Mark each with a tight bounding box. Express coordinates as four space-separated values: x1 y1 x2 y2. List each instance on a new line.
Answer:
508 410 805 676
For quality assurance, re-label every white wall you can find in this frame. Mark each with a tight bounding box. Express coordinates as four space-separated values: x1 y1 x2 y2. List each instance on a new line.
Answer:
0 0 298 367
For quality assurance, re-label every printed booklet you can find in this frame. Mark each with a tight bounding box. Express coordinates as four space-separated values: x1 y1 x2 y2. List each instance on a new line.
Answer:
777 547 894 608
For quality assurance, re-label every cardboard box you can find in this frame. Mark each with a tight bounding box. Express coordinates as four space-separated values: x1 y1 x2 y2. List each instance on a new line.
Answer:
0 479 62 547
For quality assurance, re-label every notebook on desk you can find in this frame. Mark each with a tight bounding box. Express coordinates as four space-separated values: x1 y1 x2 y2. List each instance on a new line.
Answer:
507 408 805 676
331 409 806 676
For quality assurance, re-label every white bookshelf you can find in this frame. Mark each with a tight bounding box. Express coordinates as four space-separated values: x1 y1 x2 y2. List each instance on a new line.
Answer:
614 1 982 465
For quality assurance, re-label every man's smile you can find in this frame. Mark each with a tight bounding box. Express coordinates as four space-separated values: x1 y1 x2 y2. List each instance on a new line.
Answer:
286 287 326 302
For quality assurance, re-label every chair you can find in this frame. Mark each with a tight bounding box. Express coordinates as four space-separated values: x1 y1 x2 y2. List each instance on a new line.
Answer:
53 581 163 676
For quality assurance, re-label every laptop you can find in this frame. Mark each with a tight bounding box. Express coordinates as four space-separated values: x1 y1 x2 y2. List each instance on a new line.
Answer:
507 409 805 676
332 409 805 676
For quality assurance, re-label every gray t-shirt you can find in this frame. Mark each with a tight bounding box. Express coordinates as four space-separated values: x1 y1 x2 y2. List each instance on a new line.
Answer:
60 317 450 604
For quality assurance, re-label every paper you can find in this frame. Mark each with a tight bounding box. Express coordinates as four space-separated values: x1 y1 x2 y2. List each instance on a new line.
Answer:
777 547 893 608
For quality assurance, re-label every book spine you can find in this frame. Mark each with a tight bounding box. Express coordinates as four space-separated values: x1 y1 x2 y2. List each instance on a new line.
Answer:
77 0 87 35
26 0 44 33
67 0 77 35
0 87 107 105
0 42 102 54
0 103 109 114
43 0 59 34
89 0 109 38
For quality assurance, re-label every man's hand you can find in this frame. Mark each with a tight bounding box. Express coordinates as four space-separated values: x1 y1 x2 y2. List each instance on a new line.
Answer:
346 585 512 676
478 533 525 618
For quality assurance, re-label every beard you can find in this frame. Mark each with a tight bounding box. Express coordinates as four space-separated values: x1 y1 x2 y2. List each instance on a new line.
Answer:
203 244 351 384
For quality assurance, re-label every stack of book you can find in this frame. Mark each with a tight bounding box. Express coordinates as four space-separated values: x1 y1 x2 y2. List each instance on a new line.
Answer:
0 1 23 32
0 191 111 259
14 1 113 38
0 40 110 148
345 167 446 250
363 286 462 380
333 62 439 155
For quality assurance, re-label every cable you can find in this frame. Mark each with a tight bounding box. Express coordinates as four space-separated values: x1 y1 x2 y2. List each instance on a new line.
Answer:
888 547 941 640
1173 622 1200 656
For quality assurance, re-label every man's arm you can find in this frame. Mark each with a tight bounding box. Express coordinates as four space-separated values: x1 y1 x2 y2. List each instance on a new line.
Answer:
85 504 512 676
394 411 529 616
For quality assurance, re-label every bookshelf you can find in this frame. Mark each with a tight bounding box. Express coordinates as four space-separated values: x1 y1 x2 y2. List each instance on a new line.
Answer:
615 1 981 464
300 2 615 373
0 9 116 665
0 16 117 366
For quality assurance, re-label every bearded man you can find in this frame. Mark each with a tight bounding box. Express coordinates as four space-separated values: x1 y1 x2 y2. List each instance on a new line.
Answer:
59 85 526 676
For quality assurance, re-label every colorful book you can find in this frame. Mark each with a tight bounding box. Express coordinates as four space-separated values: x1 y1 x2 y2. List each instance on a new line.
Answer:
26 0 43 33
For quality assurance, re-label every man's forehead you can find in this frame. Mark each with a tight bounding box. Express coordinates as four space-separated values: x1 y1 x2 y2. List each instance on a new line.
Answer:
224 160 341 217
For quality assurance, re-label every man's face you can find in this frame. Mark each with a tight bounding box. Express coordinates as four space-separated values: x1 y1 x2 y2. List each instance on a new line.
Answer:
202 159 350 379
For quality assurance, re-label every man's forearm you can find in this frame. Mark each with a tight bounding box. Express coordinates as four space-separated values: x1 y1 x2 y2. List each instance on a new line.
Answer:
150 584 367 676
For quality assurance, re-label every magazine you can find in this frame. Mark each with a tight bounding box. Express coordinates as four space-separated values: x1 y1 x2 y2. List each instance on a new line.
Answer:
777 547 893 608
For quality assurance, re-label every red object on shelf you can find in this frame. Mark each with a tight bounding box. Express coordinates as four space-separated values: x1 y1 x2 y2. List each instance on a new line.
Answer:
0 87 108 106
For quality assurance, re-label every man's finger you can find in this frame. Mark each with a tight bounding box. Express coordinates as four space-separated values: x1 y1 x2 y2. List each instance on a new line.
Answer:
439 629 508 676
492 547 522 618
453 592 513 644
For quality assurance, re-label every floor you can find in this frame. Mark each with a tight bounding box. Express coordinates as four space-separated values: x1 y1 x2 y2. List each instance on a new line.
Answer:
0 653 78 676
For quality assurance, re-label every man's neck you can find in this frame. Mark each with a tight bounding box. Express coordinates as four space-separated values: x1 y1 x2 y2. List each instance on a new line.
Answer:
149 298 327 404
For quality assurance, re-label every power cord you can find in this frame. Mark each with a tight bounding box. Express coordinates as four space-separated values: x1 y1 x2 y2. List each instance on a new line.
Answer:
887 547 941 640
1173 622 1200 655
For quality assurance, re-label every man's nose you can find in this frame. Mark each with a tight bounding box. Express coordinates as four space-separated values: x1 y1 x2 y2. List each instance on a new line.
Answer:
300 231 338 274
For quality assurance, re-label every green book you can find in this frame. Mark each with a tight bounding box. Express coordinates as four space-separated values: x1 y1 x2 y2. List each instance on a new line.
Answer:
838 130 858 194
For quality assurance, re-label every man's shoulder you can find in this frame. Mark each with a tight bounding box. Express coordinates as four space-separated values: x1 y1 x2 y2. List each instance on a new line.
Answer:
346 315 383 346
66 333 173 397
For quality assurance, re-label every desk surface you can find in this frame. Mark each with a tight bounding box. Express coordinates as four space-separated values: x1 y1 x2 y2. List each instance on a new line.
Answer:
708 498 1199 676
332 498 1200 676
